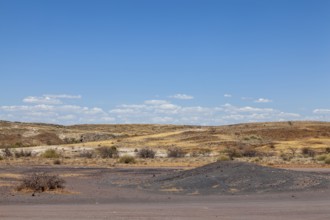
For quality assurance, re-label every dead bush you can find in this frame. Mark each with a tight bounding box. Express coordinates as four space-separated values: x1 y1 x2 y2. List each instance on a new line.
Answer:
301 147 316 157
79 150 94 158
241 147 260 157
15 150 32 158
17 173 65 192
2 148 13 157
97 146 118 158
53 159 61 165
167 147 185 158
138 148 156 158
225 147 242 160
118 155 136 164
325 147 330 154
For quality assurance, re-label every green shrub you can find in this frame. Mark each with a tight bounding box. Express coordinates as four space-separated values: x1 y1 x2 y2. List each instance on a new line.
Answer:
118 155 136 164
167 147 185 158
138 148 156 158
17 173 65 192
325 157 330 165
217 155 230 161
316 154 328 161
97 146 118 158
42 149 60 158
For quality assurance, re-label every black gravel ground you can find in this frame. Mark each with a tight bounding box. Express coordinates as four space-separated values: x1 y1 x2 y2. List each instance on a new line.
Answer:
143 161 330 194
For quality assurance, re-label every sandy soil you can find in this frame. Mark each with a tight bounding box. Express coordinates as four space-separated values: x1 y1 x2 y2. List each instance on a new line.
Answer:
1 165 330 219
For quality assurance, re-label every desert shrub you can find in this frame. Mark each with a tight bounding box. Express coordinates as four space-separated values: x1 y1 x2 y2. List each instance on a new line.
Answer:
191 148 212 157
301 147 316 157
97 146 118 158
225 147 242 160
118 155 136 164
17 173 65 192
280 153 292 161
2 148 13 157
167 147 185 158
325 147 330 154
53 159 61 165
241 147 259 157
217 155 230 161
79 150 94 158
269 143 276 149
42 149 60 158
325 157 330 165
198 148 212 156
138 148 156 158
14 150 32 158
316 154 328 161
0 155 3 160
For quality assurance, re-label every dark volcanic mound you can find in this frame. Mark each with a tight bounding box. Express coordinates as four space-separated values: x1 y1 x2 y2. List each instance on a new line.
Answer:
144 162 330 194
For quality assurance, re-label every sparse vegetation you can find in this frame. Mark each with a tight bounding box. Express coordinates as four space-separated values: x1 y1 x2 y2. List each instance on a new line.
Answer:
301 147 316 157
225 147 242 160
42 149 61 158
1 121 330 167
167 147 185 158
217 155 230 161
97 146 118 158
316 154 328 161
280 153 292 161
53 159 61 165
2 148 13 157
17 173 65 192
288 147 298 157
138 148 156 158
325 157 330 165
79 150 94 158
241 147 260 157
325 147 330 154
14 150 32 158
118 155 136 164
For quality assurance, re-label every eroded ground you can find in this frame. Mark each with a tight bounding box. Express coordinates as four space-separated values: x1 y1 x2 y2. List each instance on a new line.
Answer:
1 163 330 219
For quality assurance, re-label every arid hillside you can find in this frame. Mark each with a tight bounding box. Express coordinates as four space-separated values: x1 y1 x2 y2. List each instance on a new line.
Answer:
1 120 330 167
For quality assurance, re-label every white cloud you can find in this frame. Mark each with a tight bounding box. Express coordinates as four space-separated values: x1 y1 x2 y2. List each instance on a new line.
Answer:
23 96 62 105
254 98 272 103
144 100 169 105
0 95 306 125
23 94 81 105
170 94 194 100
45 94 82 99
313 109 330 114
224 94 232 98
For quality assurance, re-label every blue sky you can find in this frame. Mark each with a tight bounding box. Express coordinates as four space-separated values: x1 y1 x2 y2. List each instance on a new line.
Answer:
0 0 329 125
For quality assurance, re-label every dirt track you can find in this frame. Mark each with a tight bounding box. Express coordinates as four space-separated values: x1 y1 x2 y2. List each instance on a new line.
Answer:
1 164 330 219
2 195 330 220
